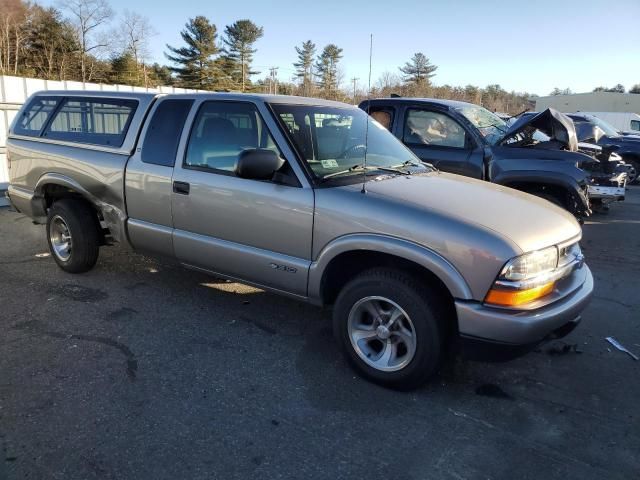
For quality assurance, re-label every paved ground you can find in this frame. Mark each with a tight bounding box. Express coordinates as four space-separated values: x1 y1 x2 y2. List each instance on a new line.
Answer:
0 189 639 480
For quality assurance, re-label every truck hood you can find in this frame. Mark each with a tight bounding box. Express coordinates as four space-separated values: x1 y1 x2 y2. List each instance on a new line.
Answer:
500 108 579 152
363 172 581 253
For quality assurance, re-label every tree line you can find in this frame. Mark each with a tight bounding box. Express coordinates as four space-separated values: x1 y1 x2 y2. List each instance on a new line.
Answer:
549 84 640 95
1 0 579 114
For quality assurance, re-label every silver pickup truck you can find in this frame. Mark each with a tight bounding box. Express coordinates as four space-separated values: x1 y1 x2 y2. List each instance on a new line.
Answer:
6 91 593 389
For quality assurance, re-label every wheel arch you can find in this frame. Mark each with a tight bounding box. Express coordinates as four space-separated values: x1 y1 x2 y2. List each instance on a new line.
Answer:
495 171 589 215
308 234 473 307
35 173 127 243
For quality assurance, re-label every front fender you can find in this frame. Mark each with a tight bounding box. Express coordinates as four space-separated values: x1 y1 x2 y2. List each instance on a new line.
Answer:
307 233 473 305
492 170 590 213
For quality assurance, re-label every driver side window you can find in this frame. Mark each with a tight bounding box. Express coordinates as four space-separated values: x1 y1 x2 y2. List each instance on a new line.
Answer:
185 101 282 174
404 109 467 148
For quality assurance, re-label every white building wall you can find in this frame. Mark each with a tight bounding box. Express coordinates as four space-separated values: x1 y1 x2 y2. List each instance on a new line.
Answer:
535 92 640 114
0 75 203 200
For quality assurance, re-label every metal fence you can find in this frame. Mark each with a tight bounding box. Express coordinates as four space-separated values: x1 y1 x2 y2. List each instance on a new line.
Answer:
0 75 202 205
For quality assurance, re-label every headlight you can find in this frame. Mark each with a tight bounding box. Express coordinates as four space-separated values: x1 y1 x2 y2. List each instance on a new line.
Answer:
501 247 558 281
485 246 559 307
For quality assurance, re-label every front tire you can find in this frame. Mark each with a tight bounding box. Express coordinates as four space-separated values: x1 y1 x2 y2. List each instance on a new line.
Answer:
46 199 100 273
626 159 639 185
333 268 446 390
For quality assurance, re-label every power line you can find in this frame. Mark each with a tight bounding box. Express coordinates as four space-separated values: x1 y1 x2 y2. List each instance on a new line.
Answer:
269 66 279 95
351 77 359 102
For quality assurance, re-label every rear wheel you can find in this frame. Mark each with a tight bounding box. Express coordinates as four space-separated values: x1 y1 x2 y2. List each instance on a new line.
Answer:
333 268 446 390
46 199 100 273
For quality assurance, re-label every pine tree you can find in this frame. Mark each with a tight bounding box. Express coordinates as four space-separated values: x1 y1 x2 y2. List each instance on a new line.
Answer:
315 44 342 99
148 63 174 86
222 19 263 92
25 6 79 80
399 53 437 85
109 52 143 85
166 16 218 89
293 40 316 96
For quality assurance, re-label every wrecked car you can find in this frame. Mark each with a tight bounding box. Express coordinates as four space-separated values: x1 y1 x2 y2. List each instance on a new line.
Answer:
567 113 640 184
360 98 621 217
517 112 629 208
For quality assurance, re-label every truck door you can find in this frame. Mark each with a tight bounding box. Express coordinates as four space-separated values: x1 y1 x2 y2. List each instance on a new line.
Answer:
125 98 194 257
170 100 314 297
400 108 484 179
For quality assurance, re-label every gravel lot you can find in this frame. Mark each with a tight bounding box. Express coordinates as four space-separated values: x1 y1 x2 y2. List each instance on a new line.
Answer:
1 188 639 480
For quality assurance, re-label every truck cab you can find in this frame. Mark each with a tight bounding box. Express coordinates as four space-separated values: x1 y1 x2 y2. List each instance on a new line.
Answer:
359 98 595 216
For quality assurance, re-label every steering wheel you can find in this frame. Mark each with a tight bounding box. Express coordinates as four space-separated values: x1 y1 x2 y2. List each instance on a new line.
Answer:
338 144 367 159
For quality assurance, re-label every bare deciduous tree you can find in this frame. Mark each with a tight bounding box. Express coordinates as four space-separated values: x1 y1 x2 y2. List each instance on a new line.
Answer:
60 0 113 82
119 10 155 86
0 0 28 75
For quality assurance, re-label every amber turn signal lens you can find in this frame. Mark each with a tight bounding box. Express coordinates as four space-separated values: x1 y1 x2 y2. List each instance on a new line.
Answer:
485 282 555 307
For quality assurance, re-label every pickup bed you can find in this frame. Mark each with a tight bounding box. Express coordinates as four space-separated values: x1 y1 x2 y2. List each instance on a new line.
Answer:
6 91 593 389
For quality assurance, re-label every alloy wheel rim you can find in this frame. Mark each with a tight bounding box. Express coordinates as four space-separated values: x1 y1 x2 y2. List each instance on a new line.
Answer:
347 296 417 372
50 215 72 262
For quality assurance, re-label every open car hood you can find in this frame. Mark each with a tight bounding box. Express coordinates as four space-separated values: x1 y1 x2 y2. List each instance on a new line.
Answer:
500 108 578 151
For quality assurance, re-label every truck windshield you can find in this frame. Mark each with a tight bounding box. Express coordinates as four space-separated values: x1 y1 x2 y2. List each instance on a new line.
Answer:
456 106 508 145
270 104 426 181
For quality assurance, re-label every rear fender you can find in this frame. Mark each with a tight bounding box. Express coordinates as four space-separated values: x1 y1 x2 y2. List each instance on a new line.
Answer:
34 173 128 244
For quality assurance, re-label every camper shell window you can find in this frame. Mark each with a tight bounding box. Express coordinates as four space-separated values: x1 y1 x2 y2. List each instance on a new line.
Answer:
43 97 138 147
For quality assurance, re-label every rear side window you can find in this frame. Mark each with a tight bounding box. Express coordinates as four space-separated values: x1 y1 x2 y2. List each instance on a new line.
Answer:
142 99 194 166
13 97 59 136
44 98 137 147
631 120 640 131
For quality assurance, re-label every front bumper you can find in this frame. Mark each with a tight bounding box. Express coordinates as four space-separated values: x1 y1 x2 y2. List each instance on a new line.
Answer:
455 264 593 354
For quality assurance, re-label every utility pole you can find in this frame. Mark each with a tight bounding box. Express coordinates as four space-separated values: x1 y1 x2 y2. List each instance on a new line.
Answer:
269 67 279 95
351 77 359 103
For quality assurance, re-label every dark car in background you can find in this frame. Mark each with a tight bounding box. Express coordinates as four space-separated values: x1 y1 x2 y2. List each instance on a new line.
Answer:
360 98 604 217
567 113 640 184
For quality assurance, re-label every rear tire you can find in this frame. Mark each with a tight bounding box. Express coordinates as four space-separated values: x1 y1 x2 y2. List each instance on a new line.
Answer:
46 199 100 273
333 268 446 390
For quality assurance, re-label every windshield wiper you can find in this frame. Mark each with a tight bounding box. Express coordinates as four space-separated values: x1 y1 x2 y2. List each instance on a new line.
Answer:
320 163 370 182
320 164 409 183
480 122 508 134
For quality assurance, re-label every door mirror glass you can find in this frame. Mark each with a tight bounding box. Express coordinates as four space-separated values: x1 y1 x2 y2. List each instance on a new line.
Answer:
235 148 284 180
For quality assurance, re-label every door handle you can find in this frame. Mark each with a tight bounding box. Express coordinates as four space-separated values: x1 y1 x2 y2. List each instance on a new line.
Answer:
173 181 190 195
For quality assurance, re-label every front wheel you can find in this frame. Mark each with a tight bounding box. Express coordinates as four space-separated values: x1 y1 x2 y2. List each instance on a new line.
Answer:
333 268 446 390
626 159 639 185
46 199 100 273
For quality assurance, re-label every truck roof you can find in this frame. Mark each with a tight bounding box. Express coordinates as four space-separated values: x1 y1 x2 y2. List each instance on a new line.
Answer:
361 97 478 110
32 90 352 108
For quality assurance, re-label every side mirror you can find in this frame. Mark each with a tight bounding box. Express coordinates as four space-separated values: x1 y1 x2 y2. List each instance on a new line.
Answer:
235 149 284 180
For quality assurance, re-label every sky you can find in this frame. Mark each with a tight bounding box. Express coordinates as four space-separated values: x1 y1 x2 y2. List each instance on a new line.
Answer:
42 0 640 96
